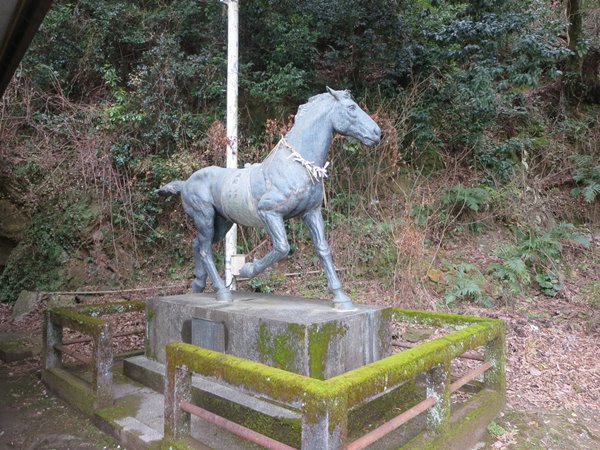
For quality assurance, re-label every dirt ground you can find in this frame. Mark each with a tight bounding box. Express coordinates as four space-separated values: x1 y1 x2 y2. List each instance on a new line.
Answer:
0 358 120 450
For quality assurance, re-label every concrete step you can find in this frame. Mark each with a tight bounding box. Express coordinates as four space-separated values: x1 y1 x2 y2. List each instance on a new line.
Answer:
123 355 301 448
124 355 300 420
97 364 273 450
0 331 40 362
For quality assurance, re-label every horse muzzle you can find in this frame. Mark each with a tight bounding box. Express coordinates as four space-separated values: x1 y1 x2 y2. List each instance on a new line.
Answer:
362 125 381 146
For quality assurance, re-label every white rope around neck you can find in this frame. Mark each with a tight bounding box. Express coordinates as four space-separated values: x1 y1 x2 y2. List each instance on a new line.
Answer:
279 137 330 183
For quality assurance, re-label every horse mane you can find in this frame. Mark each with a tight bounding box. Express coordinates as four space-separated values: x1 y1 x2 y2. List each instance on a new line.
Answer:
294 89 351 123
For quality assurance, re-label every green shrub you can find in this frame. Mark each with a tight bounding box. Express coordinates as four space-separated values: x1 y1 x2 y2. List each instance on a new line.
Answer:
571 155 600 203
410 184 492 229
0 195 100 302
248 270 286 294
488 251 531 296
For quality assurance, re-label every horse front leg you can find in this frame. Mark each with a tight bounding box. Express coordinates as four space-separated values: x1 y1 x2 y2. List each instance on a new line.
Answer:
239 212 289 279
302 208 355 310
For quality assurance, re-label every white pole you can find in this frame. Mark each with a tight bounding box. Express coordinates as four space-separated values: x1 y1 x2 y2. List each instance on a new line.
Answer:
223 0 238 289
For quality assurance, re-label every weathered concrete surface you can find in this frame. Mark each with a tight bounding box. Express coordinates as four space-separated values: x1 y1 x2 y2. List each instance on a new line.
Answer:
96 379 165 450
146 292 389 379
0 331 40 362
125 355 299 421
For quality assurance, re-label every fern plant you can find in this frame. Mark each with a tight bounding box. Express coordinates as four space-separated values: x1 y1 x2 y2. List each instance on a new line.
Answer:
411 184 492 228
488 245 531 295
571 155 600 203
444 262 490 306
489 223 589 298
515 222 589 270
441 185 491 214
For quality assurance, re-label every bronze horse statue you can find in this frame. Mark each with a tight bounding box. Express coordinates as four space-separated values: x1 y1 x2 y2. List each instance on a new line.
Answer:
158 87 381 310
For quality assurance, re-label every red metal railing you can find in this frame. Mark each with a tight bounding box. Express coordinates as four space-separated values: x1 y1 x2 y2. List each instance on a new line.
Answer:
180 401 295 450
347 361 493 450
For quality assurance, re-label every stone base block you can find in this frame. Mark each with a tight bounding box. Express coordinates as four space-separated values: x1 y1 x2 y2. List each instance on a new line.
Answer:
146 292 390 379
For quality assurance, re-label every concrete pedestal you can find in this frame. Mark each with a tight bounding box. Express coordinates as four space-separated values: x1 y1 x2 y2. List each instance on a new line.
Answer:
145 292 390 379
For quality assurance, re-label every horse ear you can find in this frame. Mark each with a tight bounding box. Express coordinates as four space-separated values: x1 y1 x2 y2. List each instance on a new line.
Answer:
326 86 341 101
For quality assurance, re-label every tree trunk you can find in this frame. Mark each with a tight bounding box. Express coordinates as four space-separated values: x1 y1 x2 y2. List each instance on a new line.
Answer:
563 0 586 101
566 0 584 75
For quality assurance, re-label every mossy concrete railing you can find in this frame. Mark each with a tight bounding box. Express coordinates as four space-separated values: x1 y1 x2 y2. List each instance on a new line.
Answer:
42 301 145 413
164 308 506 450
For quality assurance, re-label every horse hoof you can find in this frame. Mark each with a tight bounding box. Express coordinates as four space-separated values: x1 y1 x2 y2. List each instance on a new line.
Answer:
239 263 255 279
191 280 206 293
333 300 356 311
216 289 233 302
332 290 356 311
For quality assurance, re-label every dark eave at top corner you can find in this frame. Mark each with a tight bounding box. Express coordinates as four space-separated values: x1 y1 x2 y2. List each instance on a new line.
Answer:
0 0 53 98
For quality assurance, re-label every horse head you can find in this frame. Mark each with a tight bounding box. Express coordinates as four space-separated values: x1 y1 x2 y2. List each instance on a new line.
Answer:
326 86 381 146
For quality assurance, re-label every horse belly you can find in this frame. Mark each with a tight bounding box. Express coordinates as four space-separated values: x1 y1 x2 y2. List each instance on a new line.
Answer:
220 169 264 227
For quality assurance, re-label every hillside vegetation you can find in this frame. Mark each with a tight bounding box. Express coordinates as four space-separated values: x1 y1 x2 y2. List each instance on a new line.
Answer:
0 0 598 313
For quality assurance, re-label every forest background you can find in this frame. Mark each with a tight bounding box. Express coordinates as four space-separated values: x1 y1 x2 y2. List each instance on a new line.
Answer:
0 0 599 315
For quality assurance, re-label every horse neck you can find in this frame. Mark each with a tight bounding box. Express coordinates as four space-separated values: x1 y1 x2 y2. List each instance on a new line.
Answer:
284 108 333 167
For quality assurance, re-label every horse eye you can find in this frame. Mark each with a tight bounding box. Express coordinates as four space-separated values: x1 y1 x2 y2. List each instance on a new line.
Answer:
348 105 356 111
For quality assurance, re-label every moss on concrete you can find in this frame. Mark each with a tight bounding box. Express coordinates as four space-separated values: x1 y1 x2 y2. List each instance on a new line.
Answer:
0 337 35 362
385 308 494 327
96 394 142 422
347 378 423 440
165 307 506 444
158 438 204 450
191 388 301 447
41 367 96 415
307 320 347 380
329 319 503 409
147 306 155 323
48 302 145 334
47 308 105 336
76 301 145 317
167 342 315 406
402 389 504 450
145 305 156 360
485 334 507 392
255 322 304 373
254 318 350 380
0 338 30 352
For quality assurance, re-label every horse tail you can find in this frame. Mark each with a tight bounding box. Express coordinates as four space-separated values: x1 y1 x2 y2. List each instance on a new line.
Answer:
156 180 185 196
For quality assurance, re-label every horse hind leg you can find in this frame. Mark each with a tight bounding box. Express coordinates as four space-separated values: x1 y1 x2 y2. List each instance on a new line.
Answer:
212 214 234 243
190 208 232 302
191 237 208 293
